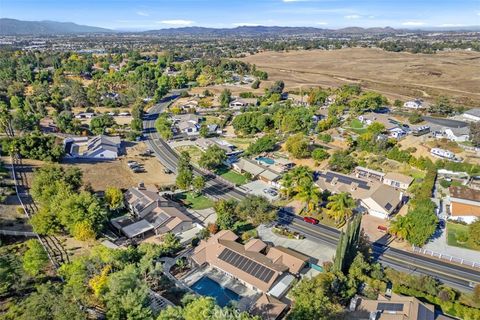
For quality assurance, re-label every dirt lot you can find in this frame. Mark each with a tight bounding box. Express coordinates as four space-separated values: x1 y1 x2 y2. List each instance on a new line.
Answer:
63 142 175 191
240 48 480 106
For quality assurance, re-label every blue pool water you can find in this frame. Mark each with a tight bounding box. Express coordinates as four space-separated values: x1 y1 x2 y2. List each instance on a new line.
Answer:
190 276 240 307
256 156 275 165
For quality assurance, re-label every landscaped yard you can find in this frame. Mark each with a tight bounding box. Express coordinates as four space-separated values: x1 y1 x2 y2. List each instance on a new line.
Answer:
447 222 479 251
348 119 367 134
175 145 203 164
224 137 255 150
175 192 214 210
216 166 248 185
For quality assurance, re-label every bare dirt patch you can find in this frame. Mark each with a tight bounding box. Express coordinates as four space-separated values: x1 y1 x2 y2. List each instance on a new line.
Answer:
240 48 480 106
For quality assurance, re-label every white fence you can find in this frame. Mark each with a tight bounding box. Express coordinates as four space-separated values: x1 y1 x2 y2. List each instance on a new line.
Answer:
412 246 480 269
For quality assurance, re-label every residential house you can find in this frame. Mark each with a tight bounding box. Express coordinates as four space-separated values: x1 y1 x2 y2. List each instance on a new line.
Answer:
191 230 308 295
229 98 257 109
64 135 121 159
250 294 288 320
350 294 435 320
74 112 95 119
448 186 480 224
355 166 385 182
233 158 281 187
357 113 406 139
462 108 480 122
360 184 403 219
389 127 407 139
173 114 202 136
111 186 193 238
403 99 425 110
316 171 378 200
383 172 414 190
195 138 242 157
444 127 470 142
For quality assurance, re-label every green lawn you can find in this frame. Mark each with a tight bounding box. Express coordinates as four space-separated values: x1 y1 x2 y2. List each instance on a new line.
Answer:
224 137 256 150
216 166 248 185
347 119 367 134
175 145 203 164
175 192 214 210
447 222 479 251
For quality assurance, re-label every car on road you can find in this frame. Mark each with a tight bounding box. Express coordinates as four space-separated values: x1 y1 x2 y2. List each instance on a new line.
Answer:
303 216 319 224
438 219 446 229
263 188 278 197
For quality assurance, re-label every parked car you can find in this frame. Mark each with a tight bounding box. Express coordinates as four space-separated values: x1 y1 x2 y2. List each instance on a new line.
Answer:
163 168 173 174
377 225 388 233
263 188 278 197
303 217 319 224
438 220 446 229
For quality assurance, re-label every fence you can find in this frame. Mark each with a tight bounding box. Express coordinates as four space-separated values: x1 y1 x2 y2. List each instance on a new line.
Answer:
412 246 480 269
0 229 37 237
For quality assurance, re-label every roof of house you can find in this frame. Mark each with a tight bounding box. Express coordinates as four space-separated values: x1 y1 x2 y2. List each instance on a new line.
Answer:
464 108 480 117
354 295 435 320
235 158 266 176
244 238 267 252
250 293 287 320
366 184 402 214
84 135 121 157
191 230 294 292
178 121 198 131
121 219 154 238
260 170 281 182
383 172 414 186
449 186 480 202
316 170 378 199
266 246 309 274
446 126 470 136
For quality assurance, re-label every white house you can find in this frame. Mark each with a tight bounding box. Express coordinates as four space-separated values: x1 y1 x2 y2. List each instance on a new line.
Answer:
444 127 470 142
74 112 95 119
463 108 480 122
388 127 406 139
64 135 121 159
360 185 403 219
430 148 455 160
383 172 414 190
403 99 425 110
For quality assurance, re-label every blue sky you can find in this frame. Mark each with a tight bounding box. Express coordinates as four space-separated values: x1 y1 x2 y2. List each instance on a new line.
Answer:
1 0 479 30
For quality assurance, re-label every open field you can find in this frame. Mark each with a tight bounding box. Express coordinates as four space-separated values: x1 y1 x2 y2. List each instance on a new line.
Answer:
241 48 480 106
447 222 479 251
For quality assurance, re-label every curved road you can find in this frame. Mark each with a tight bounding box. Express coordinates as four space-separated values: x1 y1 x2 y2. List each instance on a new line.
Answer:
144 93 480 292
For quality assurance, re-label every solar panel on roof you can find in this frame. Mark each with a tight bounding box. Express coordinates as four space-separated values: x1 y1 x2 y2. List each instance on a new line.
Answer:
320 172 370 190
377 303 404 312
417 304 434 320
218 248 275 283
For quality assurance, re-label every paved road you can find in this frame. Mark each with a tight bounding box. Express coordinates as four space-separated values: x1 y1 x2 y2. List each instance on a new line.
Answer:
143 93 246 201
278 210 480 292
422 116 469 128
144 93 480 292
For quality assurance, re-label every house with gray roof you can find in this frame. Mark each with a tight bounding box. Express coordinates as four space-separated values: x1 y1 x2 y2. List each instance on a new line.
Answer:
64 135 121 159
463 108 480 122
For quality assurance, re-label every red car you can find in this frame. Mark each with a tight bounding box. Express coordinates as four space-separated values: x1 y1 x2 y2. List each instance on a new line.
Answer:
303 217 319 224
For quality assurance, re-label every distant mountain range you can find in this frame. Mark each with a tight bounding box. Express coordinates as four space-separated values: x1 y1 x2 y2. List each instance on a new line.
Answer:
0 18 112 35
0 18 479 36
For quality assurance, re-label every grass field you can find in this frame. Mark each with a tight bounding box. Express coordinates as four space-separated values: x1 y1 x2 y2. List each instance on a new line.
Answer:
216 166 248 185
175 192 214 210
240 48 480 107
348 119 367 134
447 222 479 251
175 145 203 164
224 137 255 150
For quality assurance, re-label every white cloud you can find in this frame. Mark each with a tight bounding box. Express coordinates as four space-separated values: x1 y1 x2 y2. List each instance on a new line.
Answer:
158 20 194 26
136 11 149 17
316 22 328 25
402 21 426 26
344 15 361 19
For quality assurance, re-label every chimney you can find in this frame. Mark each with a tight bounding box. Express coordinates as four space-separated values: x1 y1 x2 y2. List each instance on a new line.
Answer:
399 191 403 202
138 182 145 190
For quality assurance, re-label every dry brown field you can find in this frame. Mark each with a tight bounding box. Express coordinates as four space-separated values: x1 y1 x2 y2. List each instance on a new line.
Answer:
240 48 480 107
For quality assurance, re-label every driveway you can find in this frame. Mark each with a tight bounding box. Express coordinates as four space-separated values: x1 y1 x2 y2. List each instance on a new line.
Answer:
257 225 335 265
242 180 279 201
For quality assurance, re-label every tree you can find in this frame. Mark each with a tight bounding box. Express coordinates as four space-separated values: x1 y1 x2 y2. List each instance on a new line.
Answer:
326 192 356 225
408 112 423 124
269 80 284 94
199 123 209 138
176 151 193 190
350 91 387 113
219 89 232 108
329 151 356 173
388 215 411 240
404 199 438 246
22 239 49 277
214 199 238 230
199 145 226 170
89 114 115 135
155 114 173 140
280 166 314 200
307 88 328 106
192 176 206 196
312 148 329 162
235 195 276 226
468 219 480 246
333 214 362 273
105 187 124 211
285 133 310 159
251 79 260 89
246 135 277 155
429 96 454 116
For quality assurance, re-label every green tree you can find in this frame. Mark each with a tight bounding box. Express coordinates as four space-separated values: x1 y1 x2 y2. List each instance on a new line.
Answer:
199 145 226 170
429 96 454 116
329 151 356 173
219 89 232 108
22 239 49 277
199 123 209 138
214 199 238 230
154 114 173 140
285 133 310 159
246 135 277 155
333 214 362 273
105 186 124 211
326 192 356 225
176 151 193 190
192 176 206 196
388 215 411 240
235 195 276 226
468 219 480 246
312 148 329 162
89 114 115 135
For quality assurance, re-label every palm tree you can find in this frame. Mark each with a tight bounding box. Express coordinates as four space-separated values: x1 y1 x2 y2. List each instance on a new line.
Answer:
388 216 411 241
297 182 321 213
326 192 356 224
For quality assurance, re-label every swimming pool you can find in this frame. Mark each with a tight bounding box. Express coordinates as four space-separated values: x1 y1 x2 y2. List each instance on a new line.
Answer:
256 156 275 165
190 276 240 307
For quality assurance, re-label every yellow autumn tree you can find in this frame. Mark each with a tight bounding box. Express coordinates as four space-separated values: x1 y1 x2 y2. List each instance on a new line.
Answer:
89 265 112 298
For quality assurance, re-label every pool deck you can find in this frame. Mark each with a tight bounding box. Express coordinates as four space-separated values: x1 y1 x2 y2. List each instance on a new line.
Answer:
182 265 260 311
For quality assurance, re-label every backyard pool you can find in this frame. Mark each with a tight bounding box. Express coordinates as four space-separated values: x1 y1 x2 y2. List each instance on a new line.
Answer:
190 276 240 307
256 156 275 165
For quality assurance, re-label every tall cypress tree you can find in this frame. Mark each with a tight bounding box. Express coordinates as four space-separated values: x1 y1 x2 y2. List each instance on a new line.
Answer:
334 214 362 273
